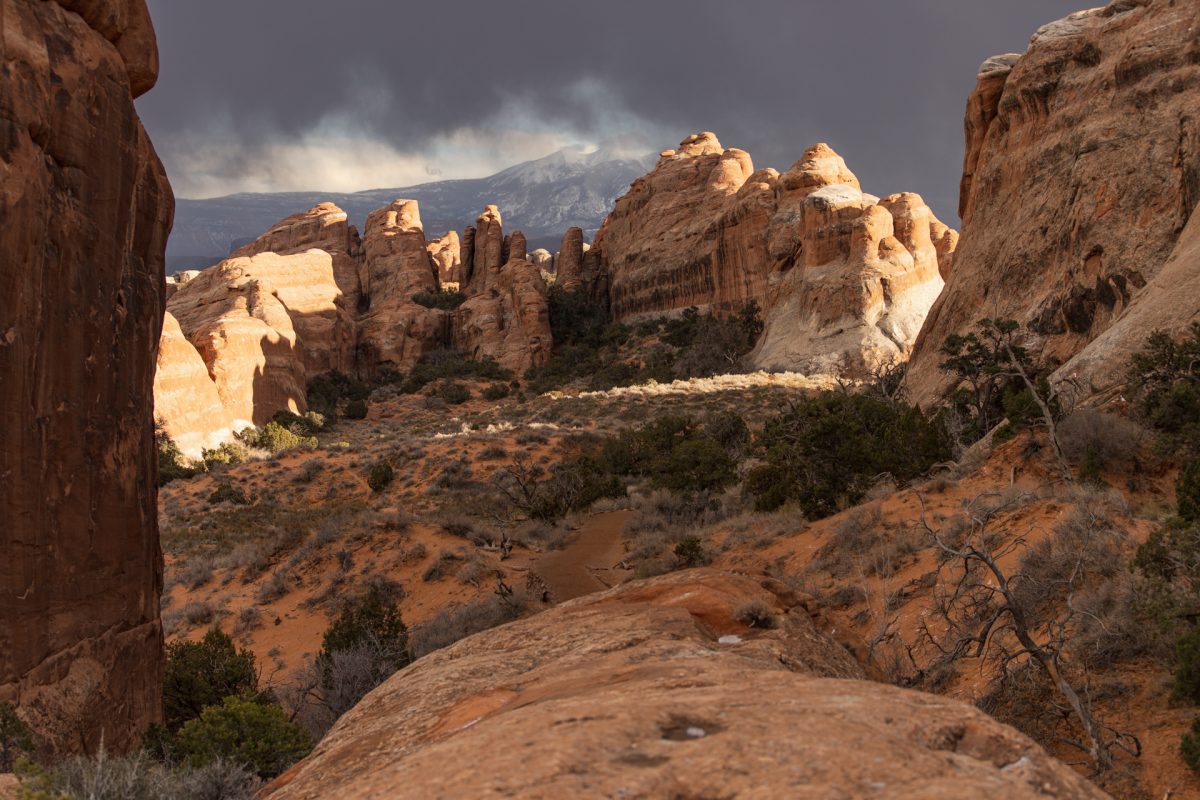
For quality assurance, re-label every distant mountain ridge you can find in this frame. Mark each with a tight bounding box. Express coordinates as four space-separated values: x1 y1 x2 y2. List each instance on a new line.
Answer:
167 145 655 272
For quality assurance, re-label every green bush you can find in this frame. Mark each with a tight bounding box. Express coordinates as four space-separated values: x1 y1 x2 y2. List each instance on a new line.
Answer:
1176 625 1200 705
272 409 326 435
1182 718 1200 772
318 584 410 687
481 383 510 401
306 371 370 420
202 441 250 470
436 380 471 405
1127 324 1200 455
163 629 264 732
157 426 199 486
745 392 950 518
939 318 1032 445
1180 461 1200 523
0 702 32 772
208 483 249 506
174 696 311 778
343 398 369 420
250 421 317 454
399 351 511 394
651 438 737 494
673 537 709 568
411 289 466 310
367 461 394 493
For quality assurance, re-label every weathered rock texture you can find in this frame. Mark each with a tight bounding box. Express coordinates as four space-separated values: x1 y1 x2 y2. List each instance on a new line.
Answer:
591 134 953 375
0 0 170 754
156 200 553 441
266 570 1106 800
907 0 1200 406
153 313 237 456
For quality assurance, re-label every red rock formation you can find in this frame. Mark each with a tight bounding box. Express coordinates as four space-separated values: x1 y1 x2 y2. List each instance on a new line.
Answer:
426 230 461 286
592 134 953 375
153 313 237 457
555 227 585 292
356 200 448 372
0 0 170 754
906 1 1200 406
266 570 1105 800
453 208 552 374
167 263 308 428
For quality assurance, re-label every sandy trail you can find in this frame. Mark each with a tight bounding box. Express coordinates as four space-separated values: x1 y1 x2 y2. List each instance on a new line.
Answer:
535 510 632 603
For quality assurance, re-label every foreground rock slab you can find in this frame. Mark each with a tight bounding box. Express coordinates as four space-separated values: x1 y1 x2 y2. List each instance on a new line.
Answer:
266 570 1105 799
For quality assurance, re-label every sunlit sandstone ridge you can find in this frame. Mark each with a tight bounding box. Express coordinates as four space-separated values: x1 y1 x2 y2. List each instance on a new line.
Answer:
0 0 172 753
906 0 1200 406
159 200 552 456
589 133 956 375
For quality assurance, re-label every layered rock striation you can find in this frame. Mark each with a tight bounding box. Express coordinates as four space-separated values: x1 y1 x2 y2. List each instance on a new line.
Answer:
157 200 552 452
590 133 955 375
906 0 1200 406
266 570 1107 799
0 0 171 754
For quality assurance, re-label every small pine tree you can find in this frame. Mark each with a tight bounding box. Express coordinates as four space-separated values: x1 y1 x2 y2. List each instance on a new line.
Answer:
163 629 263 731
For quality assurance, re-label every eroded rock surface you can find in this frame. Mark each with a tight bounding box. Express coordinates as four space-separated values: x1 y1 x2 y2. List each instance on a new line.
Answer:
0 0 170 754
590 134 952 375
906 0 1200 406
266 570 1106 800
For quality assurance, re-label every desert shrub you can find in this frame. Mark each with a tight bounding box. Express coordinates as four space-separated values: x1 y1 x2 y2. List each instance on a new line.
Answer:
704 411 751 456
255 570 290 603
0 702 32 772
174 696 311 778
202 442 250 470
1183 718 1200 772
411 289 466 310
318 583 410 687
745 392 950 518
296 585 411 730
367 460 395 492
733 599 777 629
673 536 709 568
1057 409 1144 469
478 445 508 460
1180 461 1200 523
293 458 324 484
651 437 737 494
163 629 265 732
180 601 217 627
1128 323 1200 454
179 556 215 590
157 426 199 486
208 483 249 506
668 303 763 379
493 452 624 523
272 409 326 435
939 318 1036 445
546 286 622 347
18 752 260 800
247 421 317 454
399 350 511 394
409 594 527 659
343 398 368 420
306 371 370 421
435 380 470 405
481 382 510 401
1176 625 1200 705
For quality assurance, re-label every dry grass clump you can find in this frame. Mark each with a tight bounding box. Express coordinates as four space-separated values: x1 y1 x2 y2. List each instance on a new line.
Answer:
733 599 777 629
409 593 531 659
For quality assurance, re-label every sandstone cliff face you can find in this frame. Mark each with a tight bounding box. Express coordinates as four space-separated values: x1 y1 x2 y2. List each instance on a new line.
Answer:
266 570 1106 799
426 230 461 286
591 133 953 375
0 0 170 754
167 262 308 429
906 0 1200 406
356 200 449 373
153 313 237 457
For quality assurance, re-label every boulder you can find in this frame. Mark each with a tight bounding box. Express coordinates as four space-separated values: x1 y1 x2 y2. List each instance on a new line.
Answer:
0 0 170 755
265 570 1107 800
906 1 1200 406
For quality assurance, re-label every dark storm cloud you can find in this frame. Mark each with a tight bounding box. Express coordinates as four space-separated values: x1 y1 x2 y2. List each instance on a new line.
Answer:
138 0 1086 220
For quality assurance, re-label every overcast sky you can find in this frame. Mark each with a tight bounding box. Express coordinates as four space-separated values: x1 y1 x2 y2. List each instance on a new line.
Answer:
137 1 1086 223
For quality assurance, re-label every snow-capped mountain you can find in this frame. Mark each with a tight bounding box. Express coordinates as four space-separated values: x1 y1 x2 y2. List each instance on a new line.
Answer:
167 145 655 272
